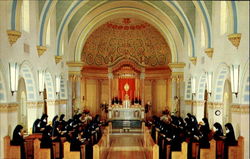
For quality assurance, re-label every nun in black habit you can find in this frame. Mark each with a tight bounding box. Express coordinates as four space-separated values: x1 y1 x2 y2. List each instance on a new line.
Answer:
224 123 237 159
213 122 224 141
11 125 25 159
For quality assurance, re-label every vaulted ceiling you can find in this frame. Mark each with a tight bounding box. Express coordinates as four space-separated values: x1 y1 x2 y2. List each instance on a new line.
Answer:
10 1 239 64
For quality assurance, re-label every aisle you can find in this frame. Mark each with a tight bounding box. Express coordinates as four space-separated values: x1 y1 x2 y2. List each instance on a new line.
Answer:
106 134 146 159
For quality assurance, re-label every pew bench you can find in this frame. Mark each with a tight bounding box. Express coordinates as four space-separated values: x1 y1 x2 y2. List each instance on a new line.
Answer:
172 142 188 159
63 141 80 159
4 136 21 159
229 136 244 159
200 139 216 159
34 139 51 159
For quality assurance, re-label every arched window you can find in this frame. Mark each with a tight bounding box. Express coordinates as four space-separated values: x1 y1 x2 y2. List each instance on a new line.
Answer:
200 20 205 48
220 1 228 35
21 0 30 32
46 18 51 46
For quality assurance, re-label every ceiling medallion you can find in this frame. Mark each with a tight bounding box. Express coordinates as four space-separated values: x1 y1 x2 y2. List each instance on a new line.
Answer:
123 18 131 24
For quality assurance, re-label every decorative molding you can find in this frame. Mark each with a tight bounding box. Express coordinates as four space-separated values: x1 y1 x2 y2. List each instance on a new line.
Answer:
231 105 249 114
185 100 192 105
55 56 62 64
36 45 47 56
171 72 184 81
46 100 59 105
194 100 205 106
204 48 214 58
7 30 21 46
189 57 197 65
227 33 241 48
168 62 186 69
59 99 67 104
0 103 18 112
66 61 84 67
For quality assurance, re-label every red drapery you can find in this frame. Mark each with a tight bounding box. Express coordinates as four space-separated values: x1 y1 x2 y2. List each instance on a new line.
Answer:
118 78 135 100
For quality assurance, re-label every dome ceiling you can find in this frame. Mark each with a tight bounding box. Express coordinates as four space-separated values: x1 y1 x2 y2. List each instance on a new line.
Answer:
81 18 171 67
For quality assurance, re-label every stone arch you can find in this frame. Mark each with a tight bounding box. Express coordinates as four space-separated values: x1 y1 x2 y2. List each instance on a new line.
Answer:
197 72 207 100
185 77 192 100
214 64 230 102
240 61 249 104
44 71 55 100
0 63 7 103
60 74 67 99
19 61 37 101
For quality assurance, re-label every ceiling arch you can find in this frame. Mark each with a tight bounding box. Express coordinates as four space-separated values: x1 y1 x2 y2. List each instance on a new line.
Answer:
72 8 179 63
68 1 184 63
10 1 239 59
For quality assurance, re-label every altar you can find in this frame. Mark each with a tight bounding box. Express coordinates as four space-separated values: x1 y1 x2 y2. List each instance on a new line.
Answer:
108 105 145 129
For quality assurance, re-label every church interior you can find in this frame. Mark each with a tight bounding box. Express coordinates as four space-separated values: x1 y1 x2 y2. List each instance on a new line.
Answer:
0 0 249 159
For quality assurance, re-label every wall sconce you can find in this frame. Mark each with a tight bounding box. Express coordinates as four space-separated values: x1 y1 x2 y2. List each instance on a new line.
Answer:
206 72 213 96
230 64 239 98
55 75 61 95
191 76 196 95
9 62 19 96
38 70 45 95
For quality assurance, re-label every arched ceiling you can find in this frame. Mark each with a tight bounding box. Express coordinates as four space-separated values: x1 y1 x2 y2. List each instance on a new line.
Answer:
81 18 171 67
11 0 239 63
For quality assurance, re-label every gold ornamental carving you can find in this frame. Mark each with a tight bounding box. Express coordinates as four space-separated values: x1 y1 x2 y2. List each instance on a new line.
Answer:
204 48 214 58
168 62 186 69
189 57 197 65
55 56 62 64
0 103 18 112
231 104 249 114
66 61 84 67
37 45 47 56
227 33 241 48
7 30 21 46
171 72 184 81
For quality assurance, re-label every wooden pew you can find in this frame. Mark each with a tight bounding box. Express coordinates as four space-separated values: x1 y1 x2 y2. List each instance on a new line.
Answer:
34 139 51 159
216 140 224 159
63 142 80 159
93 127 109 159
172 142 188 159
24 133 42 159
81 145 86 159
200 139 216 159
4 136 21 159
228 136 244 159
52 142 60 159
143 126 159 159
192 142 199 159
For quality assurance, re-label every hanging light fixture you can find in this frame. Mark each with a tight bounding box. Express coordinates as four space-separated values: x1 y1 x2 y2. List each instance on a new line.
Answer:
38 70 45 94
9 62 19 95
206 72 213 96
230 65 239 98
191 76 196 95
55 75 61 95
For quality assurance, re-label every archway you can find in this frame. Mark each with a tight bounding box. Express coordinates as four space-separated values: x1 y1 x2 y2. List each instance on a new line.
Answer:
222 79 232 125
17 77 27 130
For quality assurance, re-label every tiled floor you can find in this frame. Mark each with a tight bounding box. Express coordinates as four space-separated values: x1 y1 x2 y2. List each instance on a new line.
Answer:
106 135 146 159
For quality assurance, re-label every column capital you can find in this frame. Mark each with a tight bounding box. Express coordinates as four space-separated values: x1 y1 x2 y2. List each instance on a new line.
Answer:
227 33 241 48
171 72 184 81
7 30 21 46
108 72 113 79
68 71 81 81
140 72 145 79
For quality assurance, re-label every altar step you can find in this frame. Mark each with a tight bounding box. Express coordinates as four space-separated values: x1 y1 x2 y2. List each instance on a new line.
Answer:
111 128 143 134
